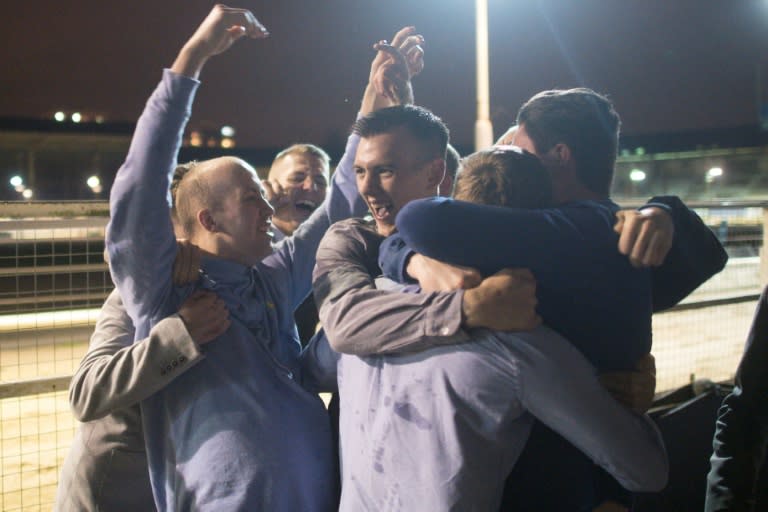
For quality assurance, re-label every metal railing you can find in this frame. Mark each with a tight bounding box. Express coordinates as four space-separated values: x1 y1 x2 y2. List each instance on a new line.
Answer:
0 200 764 510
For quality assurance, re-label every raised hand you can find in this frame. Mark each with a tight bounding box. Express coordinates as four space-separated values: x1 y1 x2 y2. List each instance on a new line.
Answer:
262 179 292 212
362 26 424 114
171 5 269 79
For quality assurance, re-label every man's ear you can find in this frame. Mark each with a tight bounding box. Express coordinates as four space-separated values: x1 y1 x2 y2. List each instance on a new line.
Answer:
197 209 217 233
426 158 447 190
549 143 573 167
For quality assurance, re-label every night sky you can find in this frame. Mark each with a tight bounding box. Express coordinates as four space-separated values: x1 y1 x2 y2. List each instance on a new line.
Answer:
3 0 768 150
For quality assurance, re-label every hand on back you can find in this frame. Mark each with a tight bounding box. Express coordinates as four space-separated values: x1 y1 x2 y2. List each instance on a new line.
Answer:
407 253 482 292
461 268 540 332
178 290 231 346
614 207 674 268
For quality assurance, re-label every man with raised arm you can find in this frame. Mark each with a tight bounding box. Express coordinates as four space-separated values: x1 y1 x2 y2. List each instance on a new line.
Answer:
105 6 372 510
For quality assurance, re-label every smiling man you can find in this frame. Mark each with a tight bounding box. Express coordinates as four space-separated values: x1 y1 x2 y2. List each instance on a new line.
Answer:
105 6 369 510
267 144 330 241
354 108 447 236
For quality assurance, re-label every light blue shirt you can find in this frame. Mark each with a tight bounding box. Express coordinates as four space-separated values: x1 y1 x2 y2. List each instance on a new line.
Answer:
107 69 365 511
306 219 670 512
333 322 668 511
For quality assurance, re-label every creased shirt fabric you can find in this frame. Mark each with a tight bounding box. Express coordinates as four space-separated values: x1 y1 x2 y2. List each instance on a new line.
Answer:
310 220 668 511
378 196 727 509
106 69 366 511
55 289 199 512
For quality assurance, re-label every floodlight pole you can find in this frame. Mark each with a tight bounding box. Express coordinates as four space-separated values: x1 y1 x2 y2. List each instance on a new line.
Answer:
474 0 494 150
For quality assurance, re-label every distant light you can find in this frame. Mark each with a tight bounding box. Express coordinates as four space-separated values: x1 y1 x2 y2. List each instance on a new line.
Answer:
629 169 646 182
94 115 105 124
87 176 101 188
54 111 66 122
220 125 235 137
9 175 23 187
22 188 33 199
221 137 235 149
705 166 723 184
71 112 82 123
190 131 203 147
635 147 646 156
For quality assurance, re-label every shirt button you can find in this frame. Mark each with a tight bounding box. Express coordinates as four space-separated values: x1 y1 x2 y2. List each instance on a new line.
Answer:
172 360 178 367
166 365 172 372
179 356 186 363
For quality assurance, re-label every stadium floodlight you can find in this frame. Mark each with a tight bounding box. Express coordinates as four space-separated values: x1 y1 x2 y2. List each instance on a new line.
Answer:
629 169 646 182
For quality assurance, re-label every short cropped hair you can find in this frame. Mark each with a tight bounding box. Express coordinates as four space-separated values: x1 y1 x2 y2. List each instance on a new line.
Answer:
517 88 620 196
453 146 552 209
353 105 449 161
171 160 218 237
270 143 331 173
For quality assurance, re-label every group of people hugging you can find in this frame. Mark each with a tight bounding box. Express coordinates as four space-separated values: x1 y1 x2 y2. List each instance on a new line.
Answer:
52 5 764 512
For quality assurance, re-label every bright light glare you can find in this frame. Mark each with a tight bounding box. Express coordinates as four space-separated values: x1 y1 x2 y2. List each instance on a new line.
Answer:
87 176 101 188
71 112 82 123
54 111 66 122
629 169 646 182
22 188 33 199
9 175 23 187
707 167 723 178
220 125 235 137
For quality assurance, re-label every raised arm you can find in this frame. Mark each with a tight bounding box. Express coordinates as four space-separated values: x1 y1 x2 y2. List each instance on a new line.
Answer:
106 6 268 333
258 27 422 309
69 289 230 421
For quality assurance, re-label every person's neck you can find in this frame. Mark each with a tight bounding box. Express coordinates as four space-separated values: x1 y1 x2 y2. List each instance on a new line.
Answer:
552 179 606 204
194 238 258 268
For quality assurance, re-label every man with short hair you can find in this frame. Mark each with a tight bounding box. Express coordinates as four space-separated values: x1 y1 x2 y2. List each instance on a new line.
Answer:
265 143 331 344
386 87 728 511
451 145 551 208
310 129 669 510
106 12 523 509
266 143 331 241
105 7 369 510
